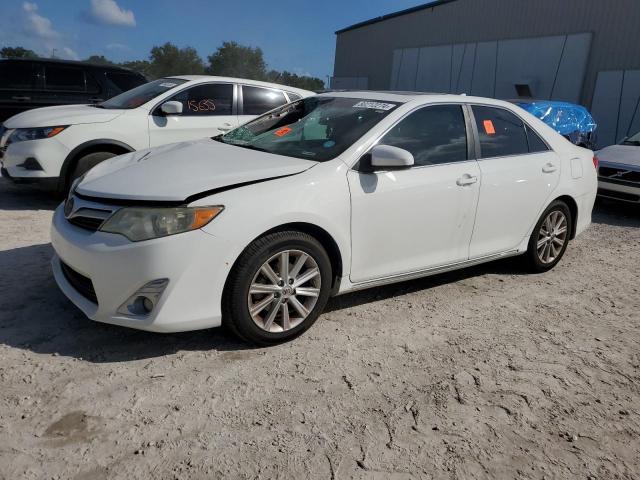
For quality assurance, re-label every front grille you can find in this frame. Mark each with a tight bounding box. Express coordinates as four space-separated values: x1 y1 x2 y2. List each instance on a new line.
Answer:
60 261 98 305
599 166 640 186
68 216 105 231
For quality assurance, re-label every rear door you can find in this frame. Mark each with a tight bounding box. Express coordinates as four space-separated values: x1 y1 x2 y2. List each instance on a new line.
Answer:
238 85 289 125
148 82 237 146
468 104 561 258
36 63 94 107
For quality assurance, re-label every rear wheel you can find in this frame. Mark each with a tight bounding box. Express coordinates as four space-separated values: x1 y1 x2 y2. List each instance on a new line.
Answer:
525 200 572 272
223 231 332 345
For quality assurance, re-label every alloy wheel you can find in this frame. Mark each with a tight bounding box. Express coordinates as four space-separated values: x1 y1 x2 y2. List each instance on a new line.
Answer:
248 250 321 333
536 210 568 264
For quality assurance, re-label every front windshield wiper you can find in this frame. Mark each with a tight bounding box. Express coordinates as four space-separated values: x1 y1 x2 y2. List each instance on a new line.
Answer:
622 140 640 146
232 144 270 153
90 104 106 109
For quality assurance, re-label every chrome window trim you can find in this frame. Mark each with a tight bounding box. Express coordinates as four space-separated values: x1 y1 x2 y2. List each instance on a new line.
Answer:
148 81 237 117
351 101 475 172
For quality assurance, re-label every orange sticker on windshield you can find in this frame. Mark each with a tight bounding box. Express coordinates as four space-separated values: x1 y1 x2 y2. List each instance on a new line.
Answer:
483 120 496 135
275 127 292 137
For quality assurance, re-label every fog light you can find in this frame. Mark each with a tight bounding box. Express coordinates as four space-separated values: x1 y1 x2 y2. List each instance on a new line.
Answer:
117 279 169 317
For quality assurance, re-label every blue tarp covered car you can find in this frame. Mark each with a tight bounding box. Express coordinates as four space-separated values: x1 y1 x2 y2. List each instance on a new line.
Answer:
516 100 598 149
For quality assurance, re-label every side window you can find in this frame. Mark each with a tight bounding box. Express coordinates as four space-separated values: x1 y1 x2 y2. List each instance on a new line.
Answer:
242 86 287 115
525 125 549 153
45 66 85 91
167 83 233 116
0 62 35 89
378 104 468 166
472 106 529 158
287 92 302 102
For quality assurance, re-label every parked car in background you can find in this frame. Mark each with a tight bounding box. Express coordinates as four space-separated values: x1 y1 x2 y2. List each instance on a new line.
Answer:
0 58 146 122
0 76 313 194
596 130 640 203
51 92 597 345
515 100 597 149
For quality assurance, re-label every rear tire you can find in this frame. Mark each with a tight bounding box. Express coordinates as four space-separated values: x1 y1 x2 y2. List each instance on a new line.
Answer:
525 200 572 273
222 231 332 346
66 151 116 193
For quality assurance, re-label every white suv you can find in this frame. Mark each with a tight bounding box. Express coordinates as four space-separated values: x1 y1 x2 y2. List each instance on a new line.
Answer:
0 76 312 194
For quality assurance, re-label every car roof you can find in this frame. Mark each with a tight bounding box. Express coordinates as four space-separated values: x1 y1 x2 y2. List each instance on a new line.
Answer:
165 75 314 95
0 57 140 74
316 90 517 107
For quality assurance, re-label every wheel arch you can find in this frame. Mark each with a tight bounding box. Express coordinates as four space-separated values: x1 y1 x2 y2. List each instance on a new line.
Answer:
59 139 135 191
552 194 579 239
226 222 345 295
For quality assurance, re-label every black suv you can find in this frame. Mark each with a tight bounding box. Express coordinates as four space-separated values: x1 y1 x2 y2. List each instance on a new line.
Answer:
0 58 147 122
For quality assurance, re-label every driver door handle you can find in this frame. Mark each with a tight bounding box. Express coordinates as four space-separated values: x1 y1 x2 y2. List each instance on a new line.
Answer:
542 162 558 173
218 122 233 132
456 174 478 186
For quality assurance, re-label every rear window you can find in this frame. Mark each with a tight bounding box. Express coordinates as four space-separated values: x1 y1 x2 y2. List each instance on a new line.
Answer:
45 65 85 91
0 62 35 89
105 71 146 92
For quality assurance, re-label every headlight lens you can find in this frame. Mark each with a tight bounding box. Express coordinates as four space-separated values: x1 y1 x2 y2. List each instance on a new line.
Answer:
8 126 68 144
100 206 224 242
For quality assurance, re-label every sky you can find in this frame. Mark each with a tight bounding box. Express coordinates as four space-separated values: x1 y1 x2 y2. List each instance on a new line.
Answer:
0 0 427 80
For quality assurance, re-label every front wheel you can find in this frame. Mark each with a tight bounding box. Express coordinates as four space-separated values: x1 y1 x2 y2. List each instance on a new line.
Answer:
525 200 572 272
222 231 332 345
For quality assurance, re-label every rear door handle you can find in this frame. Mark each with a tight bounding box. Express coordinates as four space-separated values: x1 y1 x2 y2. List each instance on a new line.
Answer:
218 123 233 132
542 163 558 173
12 96 30 101
456 174 478 186
89 97 104 103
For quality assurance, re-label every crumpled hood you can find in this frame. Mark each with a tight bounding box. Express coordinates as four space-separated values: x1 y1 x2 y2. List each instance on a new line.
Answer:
3 104 125 128
77 138 317 202
597 144 640 169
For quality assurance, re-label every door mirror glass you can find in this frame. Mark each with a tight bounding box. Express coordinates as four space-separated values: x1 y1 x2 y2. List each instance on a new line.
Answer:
161 100 183 115
371 144 414 168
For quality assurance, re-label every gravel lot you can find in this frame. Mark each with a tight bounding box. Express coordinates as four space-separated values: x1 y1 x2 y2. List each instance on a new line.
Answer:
0 178 639 480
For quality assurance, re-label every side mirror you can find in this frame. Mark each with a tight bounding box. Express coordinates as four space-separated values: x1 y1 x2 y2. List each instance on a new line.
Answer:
371 144 414 169
160 101 183 116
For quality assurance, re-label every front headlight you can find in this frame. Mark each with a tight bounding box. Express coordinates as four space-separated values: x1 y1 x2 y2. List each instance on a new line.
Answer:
100 206 224 242
8 126 68 144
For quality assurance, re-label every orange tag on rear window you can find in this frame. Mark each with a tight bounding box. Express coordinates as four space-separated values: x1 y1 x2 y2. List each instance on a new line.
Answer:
275 127 292 137
483 120 496 135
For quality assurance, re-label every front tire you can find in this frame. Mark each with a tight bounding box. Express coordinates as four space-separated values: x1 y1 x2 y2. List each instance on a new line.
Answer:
525 200 572 273
222 231 332 345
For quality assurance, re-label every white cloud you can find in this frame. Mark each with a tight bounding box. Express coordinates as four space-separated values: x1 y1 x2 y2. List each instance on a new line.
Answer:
22 1 60 39
85 0 136 27
60 47 80 60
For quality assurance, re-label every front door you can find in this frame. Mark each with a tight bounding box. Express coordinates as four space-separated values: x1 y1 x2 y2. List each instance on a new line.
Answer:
468 105 562 258
148 82 238 147
348 104 481 283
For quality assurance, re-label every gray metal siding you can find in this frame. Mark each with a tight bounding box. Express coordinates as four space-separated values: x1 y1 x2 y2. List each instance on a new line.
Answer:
333 0 640 107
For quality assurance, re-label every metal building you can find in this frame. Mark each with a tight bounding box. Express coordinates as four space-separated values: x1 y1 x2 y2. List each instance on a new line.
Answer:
332 0 640 147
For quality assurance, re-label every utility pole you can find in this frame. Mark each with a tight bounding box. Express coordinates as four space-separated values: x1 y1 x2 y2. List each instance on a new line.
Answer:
51 48 57 58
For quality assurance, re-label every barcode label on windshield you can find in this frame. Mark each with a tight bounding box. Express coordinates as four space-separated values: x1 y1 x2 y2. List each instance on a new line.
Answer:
353 101 396 111
159 82 178 88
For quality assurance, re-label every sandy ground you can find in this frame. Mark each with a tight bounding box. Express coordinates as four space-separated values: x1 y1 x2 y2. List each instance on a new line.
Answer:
0 178 639 480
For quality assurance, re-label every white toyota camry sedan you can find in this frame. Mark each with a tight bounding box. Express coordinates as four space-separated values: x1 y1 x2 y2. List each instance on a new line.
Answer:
51 92 598 345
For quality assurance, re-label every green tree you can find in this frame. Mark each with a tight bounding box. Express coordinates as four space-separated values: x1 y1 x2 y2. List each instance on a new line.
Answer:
148 42 204 78
85 55 114 65
266 70 324 91
0 46 38 59
207 41 267 80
